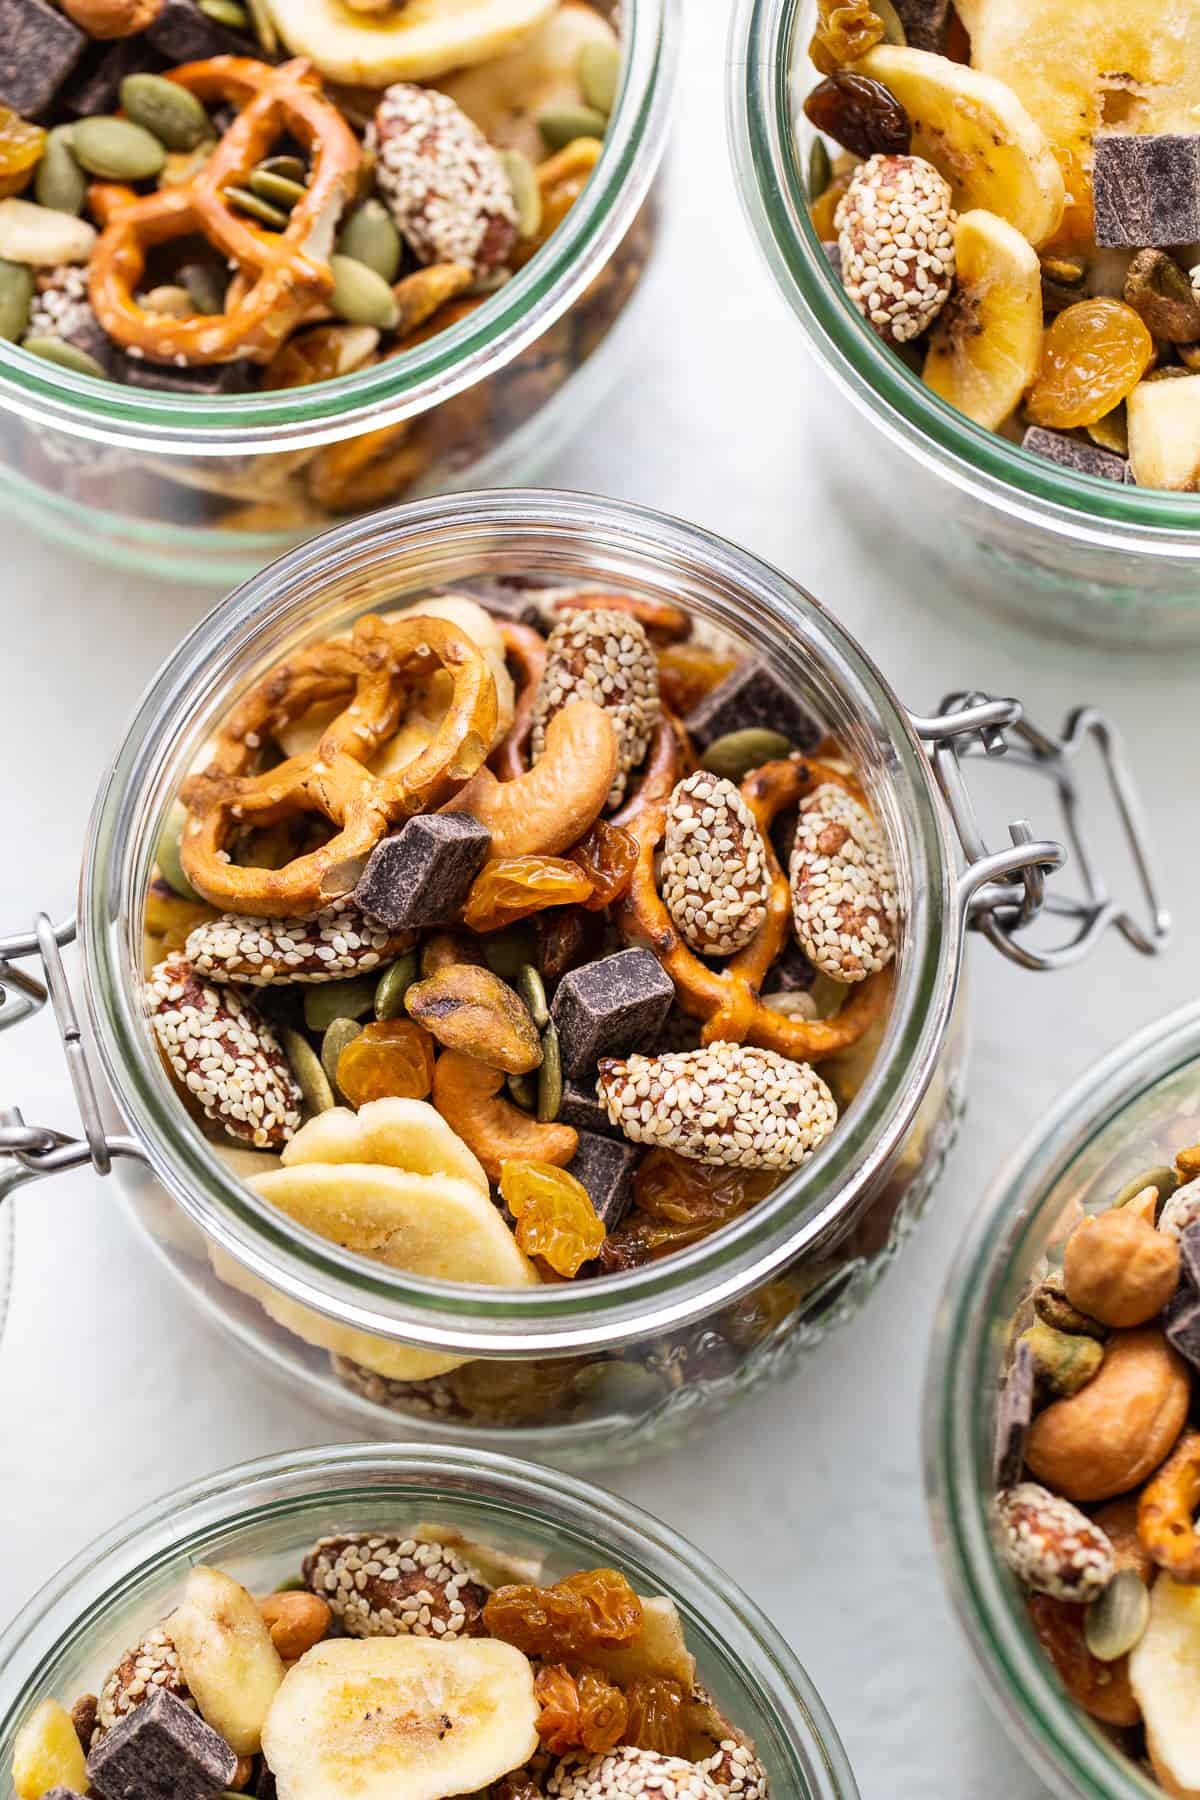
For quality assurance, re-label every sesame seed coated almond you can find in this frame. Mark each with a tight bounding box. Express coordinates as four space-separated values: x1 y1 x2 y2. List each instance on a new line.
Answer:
836 154 955 345
997 1483 1115 1603
371 84 517 280
660 769 770 958
185 898 409 987
549 1749 723 1800
700 1742 770 1800
95 1625 193 1740
302 1533 489 1640
788 784 897 983
531 609 660 808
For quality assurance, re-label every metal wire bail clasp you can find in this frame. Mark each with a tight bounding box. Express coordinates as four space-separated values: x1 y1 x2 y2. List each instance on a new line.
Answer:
0 912 143 1200
912 694 1171 972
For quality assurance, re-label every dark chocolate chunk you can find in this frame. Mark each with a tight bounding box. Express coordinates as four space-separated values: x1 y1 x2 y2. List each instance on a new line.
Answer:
87 1688 237 1800
550 949 674 1078
62 39 163 119
1166 1290 1200 1372
559 1075 621 1138
1093 133 1200 248
466 579 543 626
0 0 86 117
354 813 492 931
764 936 815 993
1178 1221 1200 1293
148 0 264 61
124 359 260 395
568 1129 639 1231
684 661 822 756
890 0 951 51
1022 427 1130 485
992 1337 1034 1489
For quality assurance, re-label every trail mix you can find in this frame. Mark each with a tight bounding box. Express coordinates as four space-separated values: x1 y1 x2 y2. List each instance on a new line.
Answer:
993 1135 1200 1792
802 0 1200 490
141 583 898 1403
10 1528 770 1800
0 0 647 526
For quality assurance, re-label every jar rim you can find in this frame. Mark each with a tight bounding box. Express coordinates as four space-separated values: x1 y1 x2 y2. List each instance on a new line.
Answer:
0 0 676 456
81 487 962 1358
727 0 1200 547
0 1441 860 1800
925 997 1200 1799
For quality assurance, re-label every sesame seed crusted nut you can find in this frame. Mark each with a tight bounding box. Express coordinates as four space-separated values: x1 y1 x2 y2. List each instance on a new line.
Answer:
146 953 302 1149
185 899 411 987
788 784 897 983
302 1533 489 1640
96 1625 194 1740
30 263 95 344
996 1483 1115 1603
660 770 770 958
596 1042 837 1171
531 609 660 809
371 83 517 280
549 1750 723 1800
836 153 956 345
699 1743 770 1800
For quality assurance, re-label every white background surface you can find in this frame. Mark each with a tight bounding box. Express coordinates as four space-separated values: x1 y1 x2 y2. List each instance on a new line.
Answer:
2 8 1199 1796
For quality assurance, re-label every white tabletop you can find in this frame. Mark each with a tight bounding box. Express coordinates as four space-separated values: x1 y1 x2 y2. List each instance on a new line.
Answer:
2 9 1199 1797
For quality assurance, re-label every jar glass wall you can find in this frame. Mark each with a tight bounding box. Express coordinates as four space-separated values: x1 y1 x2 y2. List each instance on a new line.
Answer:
0 0 673 585
728 0 1200 649
926 1000 1200 1800
0 1443 859 1800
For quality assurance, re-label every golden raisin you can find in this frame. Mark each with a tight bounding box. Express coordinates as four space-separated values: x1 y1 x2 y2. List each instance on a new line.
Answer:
634 1149 776 1225
809 0 886 75
597 1215 715 1273
657 643 737 716
535 1663 629 1754
810 170 853 241
484 1569 643 1657
463 856 596 933
0 109 46 197
263 324 376 390
500 1160 606 1278
570 820 638 911
335 1019 435 1106
446 1356 584 1426
1025 299 1153 430
623 1677 689 1756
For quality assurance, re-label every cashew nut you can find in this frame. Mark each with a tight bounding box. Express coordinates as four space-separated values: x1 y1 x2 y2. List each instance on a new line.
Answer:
61 0 161 34
443 699 618 858
1025 1327 1190 1502
431 1051 577 1182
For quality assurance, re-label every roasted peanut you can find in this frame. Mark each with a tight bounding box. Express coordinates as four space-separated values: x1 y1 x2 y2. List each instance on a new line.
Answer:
1026 1593 1141 1726
1025 1328 1190 1502
406 966 542 1074
1063 1208 1180 1328
258 1590 332 1661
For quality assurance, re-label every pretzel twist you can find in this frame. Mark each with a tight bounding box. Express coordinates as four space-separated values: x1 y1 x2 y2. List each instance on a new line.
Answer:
616 752 889 1061
88 57 362 365
180 615 498 918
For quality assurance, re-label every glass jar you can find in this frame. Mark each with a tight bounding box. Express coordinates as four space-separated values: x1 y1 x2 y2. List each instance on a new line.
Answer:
728 0 1200 649
926 999 1200 1800
0 1 674 588
0 1441 859 1800
0 489 1167 1466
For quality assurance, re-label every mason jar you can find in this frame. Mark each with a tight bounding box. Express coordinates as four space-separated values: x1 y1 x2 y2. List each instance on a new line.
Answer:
926 1000 1200 1800
0 489 1168 1465
0 0 674 589
0 1441 859 1800
728 0 1200 649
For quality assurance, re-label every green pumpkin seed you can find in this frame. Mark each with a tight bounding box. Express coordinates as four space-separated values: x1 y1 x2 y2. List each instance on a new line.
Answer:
250 168 308 210
72 116 167 182
537 105 608 151
808 136 832 204
577 40 622 115
181 261 226 316
330 253 400 330
283 1027 336 1116
1115 1164 1178 1210
22 335 108 379
35 127 87 217
258 155 307 184
701 727 794 783
572 1359 665 1411
156 799 203 903
484 924 537 985
499 149 541 239
245 0 278 51
198 0 249 23
120 74 214 153
336 200 402 284
142 284 193 319
517 964 549 1030
507 1072 537 1113
536 1018 563 1122
375 951 419 1021
303 975 377 1035
223 185 289 229
321 1016 362 1098
273 1573 306 1593
871 0 907 42
808 972 847 1020
1086 1570 1150 1663
0 259 32 343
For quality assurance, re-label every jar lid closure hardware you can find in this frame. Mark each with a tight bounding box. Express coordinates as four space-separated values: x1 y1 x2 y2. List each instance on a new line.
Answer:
912 693 1171 972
